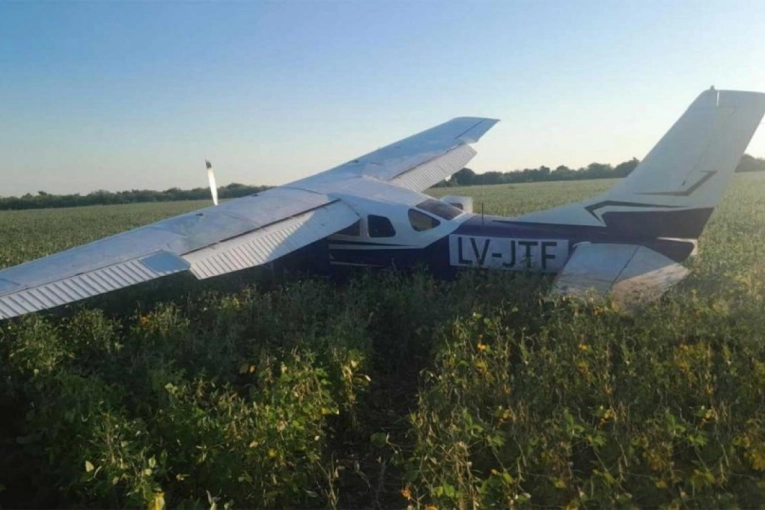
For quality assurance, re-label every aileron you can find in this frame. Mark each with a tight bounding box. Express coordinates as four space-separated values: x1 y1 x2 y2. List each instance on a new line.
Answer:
389 144 477 192
0 251 191 319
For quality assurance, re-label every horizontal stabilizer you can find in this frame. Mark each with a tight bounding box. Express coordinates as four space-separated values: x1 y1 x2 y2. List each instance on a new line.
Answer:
514 89 765 240
552 243 689 309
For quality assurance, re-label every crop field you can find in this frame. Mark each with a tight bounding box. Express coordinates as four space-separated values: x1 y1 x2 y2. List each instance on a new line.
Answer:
3 175 765 508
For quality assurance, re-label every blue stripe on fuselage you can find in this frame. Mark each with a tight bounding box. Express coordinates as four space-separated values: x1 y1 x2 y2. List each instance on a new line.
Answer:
453 215 695 262
322 214 696 279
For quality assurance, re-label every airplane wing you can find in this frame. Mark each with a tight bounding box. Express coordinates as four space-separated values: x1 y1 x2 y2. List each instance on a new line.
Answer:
0 116 499 319
0 188 359 319
291 117 499 193
551 243 690 310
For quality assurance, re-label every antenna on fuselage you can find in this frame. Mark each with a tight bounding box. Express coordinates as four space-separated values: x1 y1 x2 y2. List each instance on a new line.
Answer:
205 160 219 206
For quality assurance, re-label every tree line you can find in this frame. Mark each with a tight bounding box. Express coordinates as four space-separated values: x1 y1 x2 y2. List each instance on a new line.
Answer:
436 153 765 187
0 183 269 211
2 155 764 210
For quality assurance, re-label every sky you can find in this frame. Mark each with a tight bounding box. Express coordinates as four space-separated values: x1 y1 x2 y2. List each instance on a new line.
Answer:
2 0 765 196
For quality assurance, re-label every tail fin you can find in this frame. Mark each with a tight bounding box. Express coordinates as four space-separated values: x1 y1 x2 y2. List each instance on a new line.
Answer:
517 88 765 239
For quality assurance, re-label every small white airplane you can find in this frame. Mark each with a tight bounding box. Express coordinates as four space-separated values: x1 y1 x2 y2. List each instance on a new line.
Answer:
0 88 763 319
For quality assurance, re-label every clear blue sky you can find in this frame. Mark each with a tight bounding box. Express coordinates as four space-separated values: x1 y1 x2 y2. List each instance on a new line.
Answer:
2 0 764 196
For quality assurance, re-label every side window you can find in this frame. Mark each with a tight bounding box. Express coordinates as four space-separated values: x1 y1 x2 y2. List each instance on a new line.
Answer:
408 209 440 232
368 215 396 238
336 220 361 237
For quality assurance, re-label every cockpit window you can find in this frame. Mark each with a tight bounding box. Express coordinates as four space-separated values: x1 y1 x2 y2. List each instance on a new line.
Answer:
416 199 462 220
368 215 396 238
408 209 440 232
336 220 361 237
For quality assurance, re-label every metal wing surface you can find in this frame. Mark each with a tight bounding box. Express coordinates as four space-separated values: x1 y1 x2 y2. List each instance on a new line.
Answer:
0 188 359 319
0 116 498 320
290 117 498 194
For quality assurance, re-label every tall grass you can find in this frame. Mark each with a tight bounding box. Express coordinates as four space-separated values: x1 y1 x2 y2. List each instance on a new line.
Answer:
1 176 765 507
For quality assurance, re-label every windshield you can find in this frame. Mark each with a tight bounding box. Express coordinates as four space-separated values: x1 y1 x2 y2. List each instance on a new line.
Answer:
416 199 463 220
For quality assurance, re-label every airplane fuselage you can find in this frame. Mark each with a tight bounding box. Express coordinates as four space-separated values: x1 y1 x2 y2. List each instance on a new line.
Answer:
320 211 696 279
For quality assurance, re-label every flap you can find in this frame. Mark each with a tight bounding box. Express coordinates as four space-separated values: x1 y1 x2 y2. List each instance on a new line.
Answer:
184 200 359 279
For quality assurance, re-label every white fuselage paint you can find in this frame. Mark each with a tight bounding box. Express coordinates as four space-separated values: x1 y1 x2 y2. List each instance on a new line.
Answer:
449 235 569 272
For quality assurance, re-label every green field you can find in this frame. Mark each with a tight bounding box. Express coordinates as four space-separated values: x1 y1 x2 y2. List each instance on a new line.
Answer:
2 175 765 508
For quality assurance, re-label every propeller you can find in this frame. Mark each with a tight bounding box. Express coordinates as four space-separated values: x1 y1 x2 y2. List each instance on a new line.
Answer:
205 160 219 206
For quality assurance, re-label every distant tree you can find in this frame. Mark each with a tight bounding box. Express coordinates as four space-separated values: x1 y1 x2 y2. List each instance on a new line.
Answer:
584 163 613 179
614 158 639 177
479 171 503 185
736 154 765 173
452 168 476 186
552 165 573 179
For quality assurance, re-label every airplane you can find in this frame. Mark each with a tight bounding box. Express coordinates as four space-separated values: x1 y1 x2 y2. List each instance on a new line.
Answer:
0 87 763 320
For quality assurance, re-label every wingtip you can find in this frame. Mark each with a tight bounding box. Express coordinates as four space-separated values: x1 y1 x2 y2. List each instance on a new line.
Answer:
451 116 500 124
455 117 500 144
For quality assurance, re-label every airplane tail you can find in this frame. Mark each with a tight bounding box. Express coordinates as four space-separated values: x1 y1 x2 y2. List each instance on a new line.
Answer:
517 88 765 240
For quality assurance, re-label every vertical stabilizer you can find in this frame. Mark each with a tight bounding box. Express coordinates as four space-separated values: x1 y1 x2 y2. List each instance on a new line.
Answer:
516 89 765 239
